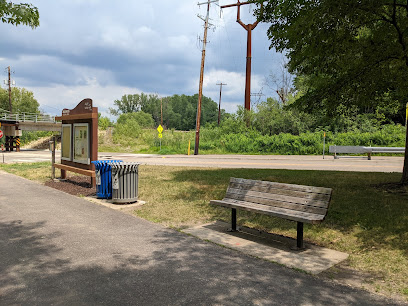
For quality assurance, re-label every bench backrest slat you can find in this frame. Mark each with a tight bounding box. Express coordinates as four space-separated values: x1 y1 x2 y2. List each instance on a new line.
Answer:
226 187 329 208
229 177 332 195
225 178 332 217
228 184 331 204
225 192 328 215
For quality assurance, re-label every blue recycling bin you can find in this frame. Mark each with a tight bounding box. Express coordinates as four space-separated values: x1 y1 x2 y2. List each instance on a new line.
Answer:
92 160 123 199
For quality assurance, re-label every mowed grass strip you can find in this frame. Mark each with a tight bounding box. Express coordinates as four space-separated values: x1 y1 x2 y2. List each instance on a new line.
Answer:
137 165 408 299
0 162 61 183
1 163 407 300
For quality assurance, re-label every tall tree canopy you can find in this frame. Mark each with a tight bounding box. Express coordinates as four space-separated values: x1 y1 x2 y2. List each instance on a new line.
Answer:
111 93 220 131
0 87 39 114
0 0 39 28
109 93 158 116
254 0 408 183
255 1 407 115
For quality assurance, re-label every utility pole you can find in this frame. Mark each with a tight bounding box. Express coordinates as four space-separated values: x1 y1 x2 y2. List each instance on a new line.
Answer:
7 66 12 114
160 97 163 126
221 1 263 111
216 82 227 125
195 0 218 155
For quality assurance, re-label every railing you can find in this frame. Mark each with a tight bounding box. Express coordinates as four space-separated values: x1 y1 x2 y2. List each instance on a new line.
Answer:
0 111 56 123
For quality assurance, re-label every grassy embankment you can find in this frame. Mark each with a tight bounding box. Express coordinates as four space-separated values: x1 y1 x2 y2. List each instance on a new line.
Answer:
1 162 407 300
98 125 406 156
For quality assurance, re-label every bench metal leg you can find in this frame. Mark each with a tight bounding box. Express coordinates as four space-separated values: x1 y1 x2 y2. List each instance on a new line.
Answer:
297 222 304 249
229 208 237 232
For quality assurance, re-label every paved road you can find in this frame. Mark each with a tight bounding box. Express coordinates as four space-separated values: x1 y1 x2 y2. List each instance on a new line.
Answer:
0 171 404 305
1 149 405 172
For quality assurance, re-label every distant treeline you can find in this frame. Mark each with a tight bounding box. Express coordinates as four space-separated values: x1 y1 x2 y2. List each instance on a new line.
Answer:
98 93 406 155
102 92 405 136
105 93 224 131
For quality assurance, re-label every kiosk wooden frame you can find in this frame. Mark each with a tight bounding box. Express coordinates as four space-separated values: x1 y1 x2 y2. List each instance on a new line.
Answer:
54 99 98 186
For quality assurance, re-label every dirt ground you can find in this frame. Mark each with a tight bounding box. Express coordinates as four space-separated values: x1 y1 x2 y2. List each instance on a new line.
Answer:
45 175 96 197
22 136 62 150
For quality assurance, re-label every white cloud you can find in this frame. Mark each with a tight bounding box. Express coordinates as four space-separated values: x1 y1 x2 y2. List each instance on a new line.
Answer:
1 0 284 117
203 69 265 97
29 82 145 118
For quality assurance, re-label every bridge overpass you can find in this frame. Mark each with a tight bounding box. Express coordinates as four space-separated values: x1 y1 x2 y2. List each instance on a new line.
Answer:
0 110 61 151
0 110 62 132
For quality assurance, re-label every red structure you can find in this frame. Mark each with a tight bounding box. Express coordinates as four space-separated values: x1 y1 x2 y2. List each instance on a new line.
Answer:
221 1 262 111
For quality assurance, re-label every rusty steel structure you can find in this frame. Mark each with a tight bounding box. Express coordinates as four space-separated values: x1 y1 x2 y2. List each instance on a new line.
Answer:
221 1 262 111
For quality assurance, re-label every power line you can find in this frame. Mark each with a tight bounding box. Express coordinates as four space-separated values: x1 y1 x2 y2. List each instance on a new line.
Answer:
216 82 227 125
195 0 219 155
4 66 15 114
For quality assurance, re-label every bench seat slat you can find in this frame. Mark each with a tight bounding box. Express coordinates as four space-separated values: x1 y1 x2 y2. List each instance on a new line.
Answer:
229 182 331 202
210 199 325 224
226 187 329 209
224 192 328 215
230 177 332 195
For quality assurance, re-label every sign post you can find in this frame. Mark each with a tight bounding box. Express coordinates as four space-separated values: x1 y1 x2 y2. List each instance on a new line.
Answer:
157 125 163 151
323 131 326 159
406 102 408 127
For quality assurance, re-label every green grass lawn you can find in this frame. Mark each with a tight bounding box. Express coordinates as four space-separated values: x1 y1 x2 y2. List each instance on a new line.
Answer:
1 162 407 300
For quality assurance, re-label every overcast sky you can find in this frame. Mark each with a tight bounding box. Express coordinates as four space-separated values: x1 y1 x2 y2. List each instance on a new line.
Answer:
1 0 284 118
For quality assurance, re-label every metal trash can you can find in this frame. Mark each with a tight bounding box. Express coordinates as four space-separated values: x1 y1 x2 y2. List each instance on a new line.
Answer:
92 160 123 199
111 162 140 204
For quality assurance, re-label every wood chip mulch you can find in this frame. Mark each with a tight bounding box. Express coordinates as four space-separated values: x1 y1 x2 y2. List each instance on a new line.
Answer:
45 175 96 197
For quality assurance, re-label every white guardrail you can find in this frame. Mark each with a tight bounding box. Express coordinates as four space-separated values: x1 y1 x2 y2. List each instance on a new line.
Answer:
0 111 56 123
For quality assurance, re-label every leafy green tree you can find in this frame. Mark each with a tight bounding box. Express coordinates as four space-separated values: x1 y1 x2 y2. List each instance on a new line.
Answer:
165 94 218 130
254 0 408 184
255 1 408 112
0 87 39 113
1 0 39 28
140 95 161 125
117 111 154 128
98 113 113 130
109 93 159 116
113 119 141 146
110 94 142 116
111 92 220 131
253 98 315 135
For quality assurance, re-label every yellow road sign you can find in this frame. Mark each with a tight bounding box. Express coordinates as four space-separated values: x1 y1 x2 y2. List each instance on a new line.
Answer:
158 133 163 139
157 125 163 133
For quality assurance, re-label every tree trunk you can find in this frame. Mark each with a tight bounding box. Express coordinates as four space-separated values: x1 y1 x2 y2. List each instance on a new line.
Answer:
401 122 408 185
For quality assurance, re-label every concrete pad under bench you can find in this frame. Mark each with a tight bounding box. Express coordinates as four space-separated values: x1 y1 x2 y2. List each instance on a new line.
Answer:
85 195 145 211
183 221 348 275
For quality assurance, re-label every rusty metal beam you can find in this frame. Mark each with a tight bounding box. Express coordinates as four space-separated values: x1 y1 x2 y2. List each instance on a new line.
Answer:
221 1 262 112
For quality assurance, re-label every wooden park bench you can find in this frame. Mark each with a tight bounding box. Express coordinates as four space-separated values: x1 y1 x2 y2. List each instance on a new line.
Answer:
210 178 332 249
